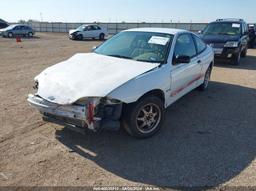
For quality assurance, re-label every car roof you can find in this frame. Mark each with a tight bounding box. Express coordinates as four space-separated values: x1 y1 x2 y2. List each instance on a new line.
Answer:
9 24 29 27
211 21 242 24
82 24 99 27
124 28 188 35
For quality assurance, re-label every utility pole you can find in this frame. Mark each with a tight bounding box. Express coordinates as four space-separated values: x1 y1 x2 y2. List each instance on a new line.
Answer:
40 12 43 22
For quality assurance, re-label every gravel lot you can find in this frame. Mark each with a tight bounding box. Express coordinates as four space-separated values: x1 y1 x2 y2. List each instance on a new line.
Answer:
0 33 255 189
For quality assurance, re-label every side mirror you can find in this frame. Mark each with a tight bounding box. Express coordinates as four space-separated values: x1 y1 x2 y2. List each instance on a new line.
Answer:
173 55 191 64
198 30 202 34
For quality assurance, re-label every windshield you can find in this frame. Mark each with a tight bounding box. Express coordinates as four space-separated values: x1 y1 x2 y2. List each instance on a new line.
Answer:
5 25 15 30
95 31 174 63
203 22 241 36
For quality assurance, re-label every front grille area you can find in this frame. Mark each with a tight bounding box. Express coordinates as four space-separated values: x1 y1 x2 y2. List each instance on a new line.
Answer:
43 113 87 128
212 43 225 48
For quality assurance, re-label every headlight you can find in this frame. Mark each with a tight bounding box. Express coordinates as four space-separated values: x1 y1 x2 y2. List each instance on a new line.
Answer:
224 41 239 48
75 97 100 106
33 80 39 90
71 31 78 36
75 97 121 106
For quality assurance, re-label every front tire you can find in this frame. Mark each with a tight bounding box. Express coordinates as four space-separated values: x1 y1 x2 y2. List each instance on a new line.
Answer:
76 34 83 40
28 32 33 38
122 96 164 138
232 51 241 65
241 46 247 57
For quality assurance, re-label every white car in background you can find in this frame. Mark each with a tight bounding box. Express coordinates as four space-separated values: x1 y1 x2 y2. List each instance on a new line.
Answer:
28 28 214 138
69 24 108 40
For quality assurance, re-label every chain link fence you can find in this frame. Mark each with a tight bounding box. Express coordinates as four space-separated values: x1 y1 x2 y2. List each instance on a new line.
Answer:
26 22 208 35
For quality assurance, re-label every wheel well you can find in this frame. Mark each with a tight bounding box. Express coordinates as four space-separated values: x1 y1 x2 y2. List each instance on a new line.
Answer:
138 89 165 103
209 62 213 70
121 89 165 118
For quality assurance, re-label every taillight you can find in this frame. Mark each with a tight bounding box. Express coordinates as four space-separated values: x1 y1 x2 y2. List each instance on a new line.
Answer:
87 102 95 124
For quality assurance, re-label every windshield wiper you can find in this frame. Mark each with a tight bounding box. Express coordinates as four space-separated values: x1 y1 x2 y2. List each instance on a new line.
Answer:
107 54 133 60
218 32 233 35
107 55 162 64
136 59 162 64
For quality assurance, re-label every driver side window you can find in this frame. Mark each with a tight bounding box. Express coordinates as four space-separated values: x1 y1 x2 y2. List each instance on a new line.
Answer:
84 26 93 31
174 34 197 59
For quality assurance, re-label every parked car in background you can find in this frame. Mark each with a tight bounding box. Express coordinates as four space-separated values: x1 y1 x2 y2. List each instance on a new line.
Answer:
69 24 108 40
0 20 9 36
248 24 256 48
199 19 249 65
1 24 35 38
0 22 8 29
28 28 214 138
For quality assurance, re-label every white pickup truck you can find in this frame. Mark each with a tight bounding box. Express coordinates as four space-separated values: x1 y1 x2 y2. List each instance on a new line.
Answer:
69 24 108 40
28 28 214 138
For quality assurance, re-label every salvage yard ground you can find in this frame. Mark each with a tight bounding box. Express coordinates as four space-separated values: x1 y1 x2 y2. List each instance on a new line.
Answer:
0 33 256 188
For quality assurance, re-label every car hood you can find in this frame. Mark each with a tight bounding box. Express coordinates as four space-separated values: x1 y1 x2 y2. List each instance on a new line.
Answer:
36 53 160 105
69 29 78 35
200 34 240 44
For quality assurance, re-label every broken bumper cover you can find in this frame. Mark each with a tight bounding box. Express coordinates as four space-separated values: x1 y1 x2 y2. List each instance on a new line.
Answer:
27 94 122 132
27 94 89 127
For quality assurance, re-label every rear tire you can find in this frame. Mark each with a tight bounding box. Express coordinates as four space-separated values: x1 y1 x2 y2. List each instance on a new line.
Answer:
122 96 164 139
198 66 212 91
99 33 105 40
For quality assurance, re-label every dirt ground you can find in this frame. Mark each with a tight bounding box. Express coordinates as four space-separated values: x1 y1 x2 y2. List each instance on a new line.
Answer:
0 33 256 189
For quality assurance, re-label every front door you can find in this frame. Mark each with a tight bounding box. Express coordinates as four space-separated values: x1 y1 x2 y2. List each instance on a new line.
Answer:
82 26 94 38
168 33 202 105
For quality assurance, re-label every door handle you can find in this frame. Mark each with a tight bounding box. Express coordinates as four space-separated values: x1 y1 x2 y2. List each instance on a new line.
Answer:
197 60 201 64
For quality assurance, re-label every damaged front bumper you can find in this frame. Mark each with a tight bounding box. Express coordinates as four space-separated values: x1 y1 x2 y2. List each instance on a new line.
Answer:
27 94 122 132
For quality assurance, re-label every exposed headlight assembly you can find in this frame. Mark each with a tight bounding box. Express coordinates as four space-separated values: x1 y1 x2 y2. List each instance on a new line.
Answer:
33 80 39 90
71 31 78 36
224 41 239 48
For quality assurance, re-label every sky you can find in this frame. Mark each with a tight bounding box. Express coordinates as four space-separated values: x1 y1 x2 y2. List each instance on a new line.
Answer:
1 0 255 23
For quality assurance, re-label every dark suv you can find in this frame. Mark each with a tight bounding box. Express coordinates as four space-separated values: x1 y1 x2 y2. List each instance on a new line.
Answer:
248 24 256 48
0 22 8 29
199 19 249 65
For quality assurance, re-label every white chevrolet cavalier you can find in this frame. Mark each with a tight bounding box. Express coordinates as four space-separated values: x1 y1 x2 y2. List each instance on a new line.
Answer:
28 28 214 138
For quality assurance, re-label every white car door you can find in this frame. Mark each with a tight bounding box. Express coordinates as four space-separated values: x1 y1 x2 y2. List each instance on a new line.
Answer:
82 26 94 38
192 34 210 86
92 25 102 38
167 33 203 105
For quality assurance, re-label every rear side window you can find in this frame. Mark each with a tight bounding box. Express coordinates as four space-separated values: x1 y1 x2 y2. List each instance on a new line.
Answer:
93 26 101 30
174 34 197 58
14 26 21 30
193 35 206 54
